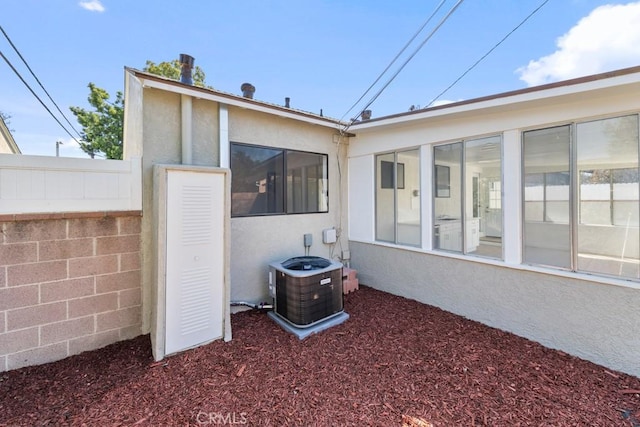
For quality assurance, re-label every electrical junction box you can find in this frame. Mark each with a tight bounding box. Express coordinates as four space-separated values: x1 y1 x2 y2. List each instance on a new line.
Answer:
323 228 337 244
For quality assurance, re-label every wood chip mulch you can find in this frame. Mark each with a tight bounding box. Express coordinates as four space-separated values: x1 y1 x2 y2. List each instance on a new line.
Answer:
1 285 639 426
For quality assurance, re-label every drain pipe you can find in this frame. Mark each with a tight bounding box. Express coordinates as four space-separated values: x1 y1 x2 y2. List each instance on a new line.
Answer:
179 54 194 165
181 94 192 164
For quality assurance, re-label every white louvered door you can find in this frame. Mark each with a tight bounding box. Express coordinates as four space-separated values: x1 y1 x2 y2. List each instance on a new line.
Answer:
165 170 225 355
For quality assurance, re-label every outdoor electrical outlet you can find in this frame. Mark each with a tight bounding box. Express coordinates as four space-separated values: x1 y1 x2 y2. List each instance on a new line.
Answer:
304 233 313 247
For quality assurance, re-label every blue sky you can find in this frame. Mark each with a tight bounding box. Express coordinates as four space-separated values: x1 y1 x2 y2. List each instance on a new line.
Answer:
1 0 639 158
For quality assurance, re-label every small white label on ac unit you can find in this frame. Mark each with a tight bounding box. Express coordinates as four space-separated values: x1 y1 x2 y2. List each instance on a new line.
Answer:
320 278 331 285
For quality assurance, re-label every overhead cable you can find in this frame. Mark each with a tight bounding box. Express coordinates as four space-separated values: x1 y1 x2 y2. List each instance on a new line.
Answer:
339 0 449 123
0 49 81 144
0 24 83 139
425 0 550 108
343 0 466 133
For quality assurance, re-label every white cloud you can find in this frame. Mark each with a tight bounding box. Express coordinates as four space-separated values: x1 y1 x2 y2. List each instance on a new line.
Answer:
517 2 640 86
79 0 105 13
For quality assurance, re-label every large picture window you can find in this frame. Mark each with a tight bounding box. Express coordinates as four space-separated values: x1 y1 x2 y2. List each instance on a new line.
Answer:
230 143 328 217
523 114 640 279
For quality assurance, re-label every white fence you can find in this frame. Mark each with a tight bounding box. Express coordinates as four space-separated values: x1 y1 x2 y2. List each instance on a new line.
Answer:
0 154 142 214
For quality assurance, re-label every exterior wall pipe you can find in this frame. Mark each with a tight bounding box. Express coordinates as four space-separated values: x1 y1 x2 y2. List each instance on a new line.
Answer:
181 94 193 165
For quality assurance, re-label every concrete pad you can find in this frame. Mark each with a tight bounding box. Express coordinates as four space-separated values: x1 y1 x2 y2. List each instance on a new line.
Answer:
267 311 349 340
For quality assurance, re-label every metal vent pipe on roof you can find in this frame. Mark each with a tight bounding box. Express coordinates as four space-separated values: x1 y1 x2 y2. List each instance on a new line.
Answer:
241 83 255 99
179 54 195 85
285 97 290 108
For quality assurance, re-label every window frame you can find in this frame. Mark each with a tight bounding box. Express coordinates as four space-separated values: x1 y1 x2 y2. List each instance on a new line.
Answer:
230 141 329 218
521 113 640 280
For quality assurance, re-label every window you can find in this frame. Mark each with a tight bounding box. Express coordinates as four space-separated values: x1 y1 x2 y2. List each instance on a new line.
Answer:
433 136 503 259
230 142 328 217
523 115 640 280
375 149 420 246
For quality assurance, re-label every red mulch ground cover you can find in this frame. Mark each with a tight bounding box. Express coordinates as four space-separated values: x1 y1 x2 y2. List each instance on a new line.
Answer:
1 285 639 426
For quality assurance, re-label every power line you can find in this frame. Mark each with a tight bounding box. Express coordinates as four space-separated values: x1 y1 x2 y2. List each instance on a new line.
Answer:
0 49 81 145
339 0 449 123
343 0 466 133
425 0 550 108
0 24 83 139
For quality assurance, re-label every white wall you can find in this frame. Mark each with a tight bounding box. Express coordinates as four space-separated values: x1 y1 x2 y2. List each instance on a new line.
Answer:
0 154 141 214
347 73 640 377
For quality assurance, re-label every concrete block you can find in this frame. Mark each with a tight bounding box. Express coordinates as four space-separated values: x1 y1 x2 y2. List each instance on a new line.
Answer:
41 277 95 303
69 330 120 356
96 306 141 332
39 238 94 261
69 255 118 278
0 327 39 355
0 285 39 310
7 302 66 331
8 260 67 287
41 316 95 345
68 217 117 238
68 293 118 318
0 242 37 266
96 270 141 294
7 342 68 370
96 235 140 256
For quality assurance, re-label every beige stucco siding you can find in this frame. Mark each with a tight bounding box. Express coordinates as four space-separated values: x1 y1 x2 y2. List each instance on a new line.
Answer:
228 107 348 302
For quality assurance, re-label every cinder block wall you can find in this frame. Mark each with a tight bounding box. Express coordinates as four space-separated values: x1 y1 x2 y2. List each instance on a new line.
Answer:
0 212 142 372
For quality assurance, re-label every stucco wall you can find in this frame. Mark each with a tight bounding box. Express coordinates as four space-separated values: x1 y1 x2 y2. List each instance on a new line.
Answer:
0 213 142 372
133 84 346 329
346 73 640 378
228 107 348 302
137 88 222 333
349 241 640 377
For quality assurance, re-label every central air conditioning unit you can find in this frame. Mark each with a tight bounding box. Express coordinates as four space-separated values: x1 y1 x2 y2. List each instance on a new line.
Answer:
269 256 343 328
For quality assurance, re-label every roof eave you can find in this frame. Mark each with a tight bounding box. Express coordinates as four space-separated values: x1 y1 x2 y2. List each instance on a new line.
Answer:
349 65 640 130
126 67 348 131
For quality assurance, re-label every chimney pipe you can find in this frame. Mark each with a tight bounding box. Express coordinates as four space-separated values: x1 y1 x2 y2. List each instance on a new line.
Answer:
179 54 195 85
361 110 372 121
285 97 290 108
241 83 255 99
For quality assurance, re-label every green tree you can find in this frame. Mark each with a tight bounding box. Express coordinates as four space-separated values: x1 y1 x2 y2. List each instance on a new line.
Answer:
70 83 123 159
70 60 209 159
143 60 208 87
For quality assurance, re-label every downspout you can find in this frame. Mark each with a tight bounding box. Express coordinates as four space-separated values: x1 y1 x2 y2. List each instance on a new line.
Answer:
181 94 192 165
179 54 195 165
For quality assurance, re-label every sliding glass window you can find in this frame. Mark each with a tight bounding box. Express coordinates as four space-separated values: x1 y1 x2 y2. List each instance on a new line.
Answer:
375 149 421 246
577 115 639 279
523 125 571 269
434 136 503 258
523 114 639 280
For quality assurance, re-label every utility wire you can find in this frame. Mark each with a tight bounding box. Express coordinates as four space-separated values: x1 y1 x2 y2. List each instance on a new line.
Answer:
425 0 550 108
339 0 448 123
343 0 466 133
0 49 81 144
0 24 83 139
